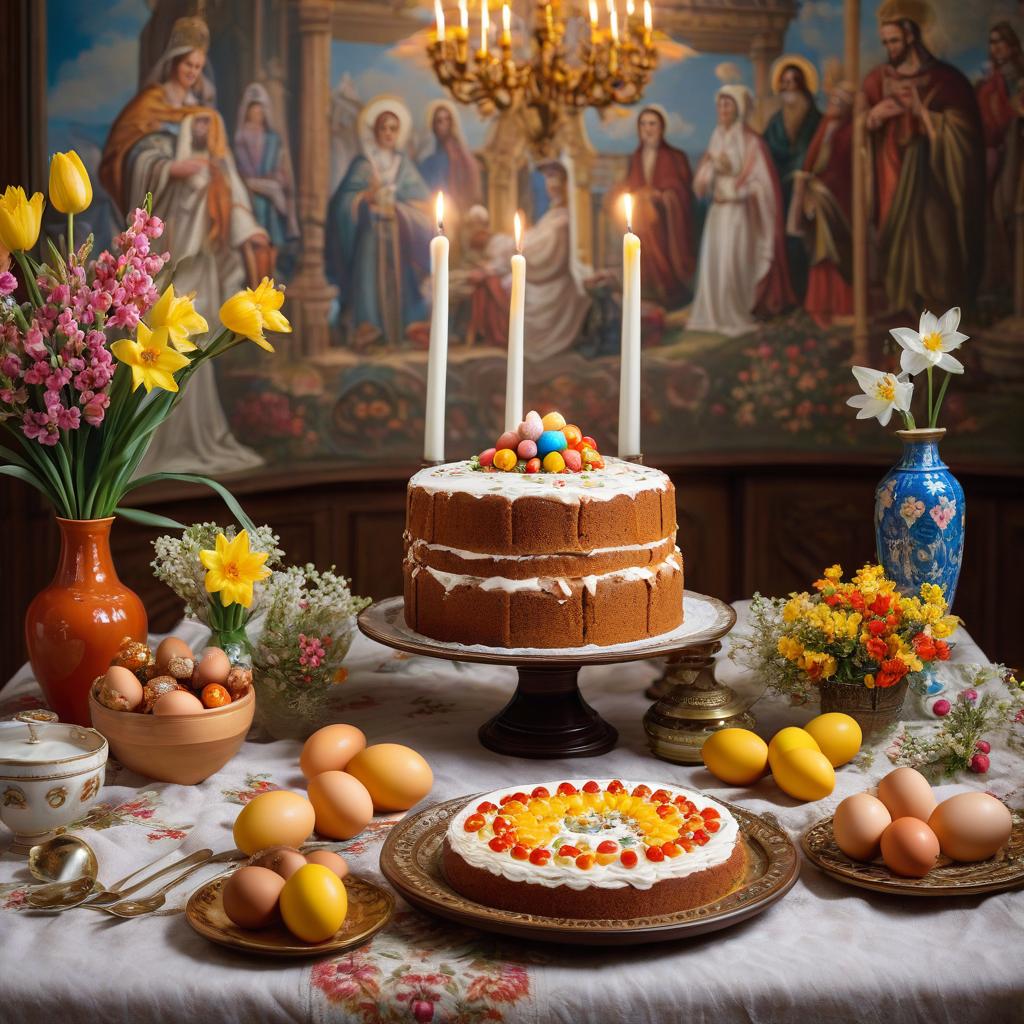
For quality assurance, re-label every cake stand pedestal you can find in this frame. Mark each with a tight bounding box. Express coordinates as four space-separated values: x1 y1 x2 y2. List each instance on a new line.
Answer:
358 593 736 760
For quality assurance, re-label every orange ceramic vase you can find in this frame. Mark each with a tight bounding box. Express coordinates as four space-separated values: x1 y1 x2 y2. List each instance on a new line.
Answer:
25 518 148 726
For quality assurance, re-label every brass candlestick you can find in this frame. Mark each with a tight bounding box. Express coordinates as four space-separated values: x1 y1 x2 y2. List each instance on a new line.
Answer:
643 605 756 765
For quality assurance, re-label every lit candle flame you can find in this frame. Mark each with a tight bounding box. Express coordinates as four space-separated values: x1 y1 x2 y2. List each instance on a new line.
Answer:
435 0 446 38
481 0 489 51
501 3 510 36
435 191 445 232
588 0 598 28
623 193 633 233
514 210 523 252
459 0 468 31
643 0 651 31
626 0 634 16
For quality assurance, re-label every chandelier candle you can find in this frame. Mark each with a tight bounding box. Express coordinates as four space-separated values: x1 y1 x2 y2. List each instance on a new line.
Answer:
424 192 450 463
505 212 526 432
618 193 641 459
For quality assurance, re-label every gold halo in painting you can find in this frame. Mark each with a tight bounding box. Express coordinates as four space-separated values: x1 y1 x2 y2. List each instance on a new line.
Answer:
770 54 820 96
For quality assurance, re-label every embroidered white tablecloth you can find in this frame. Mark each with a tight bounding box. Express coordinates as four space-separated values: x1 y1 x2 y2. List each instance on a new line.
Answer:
0 605 1021 1024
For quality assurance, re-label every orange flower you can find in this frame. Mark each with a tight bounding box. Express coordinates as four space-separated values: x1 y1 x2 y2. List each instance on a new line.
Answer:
935 640 951 661
867 619 887 637
912 633 938 661
876 658 909 688
866 636 889 661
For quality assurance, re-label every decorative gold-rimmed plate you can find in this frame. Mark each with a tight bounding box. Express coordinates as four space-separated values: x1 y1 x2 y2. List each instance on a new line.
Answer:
379 794 798 945
185 874 394 957
802 810 1024 896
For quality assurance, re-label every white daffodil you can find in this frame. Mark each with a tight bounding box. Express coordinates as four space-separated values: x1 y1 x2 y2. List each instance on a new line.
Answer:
890 307 969 375
847 366 914 427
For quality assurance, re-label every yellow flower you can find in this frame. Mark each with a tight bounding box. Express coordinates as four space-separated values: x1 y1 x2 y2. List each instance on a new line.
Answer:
110 323 190 393
219 277 291 351
932 616 959 639
919 583 947 610
824 564 843 582
777 635 804 661
199 530 272 608
865 673 875 689
48 151 92 215
0 186 44 252
148 285 209 352
896 649 924 673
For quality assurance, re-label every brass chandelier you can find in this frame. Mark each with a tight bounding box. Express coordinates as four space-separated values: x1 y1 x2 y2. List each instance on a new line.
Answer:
429 0 657 155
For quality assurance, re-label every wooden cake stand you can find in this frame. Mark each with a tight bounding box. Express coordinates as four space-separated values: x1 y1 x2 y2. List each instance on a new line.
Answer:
358 593 736 759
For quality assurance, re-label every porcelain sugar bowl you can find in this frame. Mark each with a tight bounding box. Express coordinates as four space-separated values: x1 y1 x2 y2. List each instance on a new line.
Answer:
0 710 107 853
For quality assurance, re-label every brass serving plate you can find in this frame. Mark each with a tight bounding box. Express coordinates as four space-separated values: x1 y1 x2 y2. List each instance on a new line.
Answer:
802 810 1024 896
186 873 394 957
379 794 799 945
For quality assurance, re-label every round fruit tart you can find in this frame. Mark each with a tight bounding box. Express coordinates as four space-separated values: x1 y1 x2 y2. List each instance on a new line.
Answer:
442 779 747 919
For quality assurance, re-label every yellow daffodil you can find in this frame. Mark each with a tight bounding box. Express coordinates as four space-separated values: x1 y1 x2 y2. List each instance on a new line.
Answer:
48 151 93 215
219 276 291 351
148 285 209 352
199 530 272 608
0 186 44 252
110 323 190 393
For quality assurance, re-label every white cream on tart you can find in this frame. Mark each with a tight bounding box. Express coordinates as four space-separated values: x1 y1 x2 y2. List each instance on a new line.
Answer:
409 457 670 504
447 780 738 891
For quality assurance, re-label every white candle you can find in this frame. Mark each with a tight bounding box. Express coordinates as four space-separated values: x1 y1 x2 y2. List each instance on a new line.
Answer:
505 212 526 433
618 193 641 458
425 192 449 463
501 3 511 44
459 0 468 32
588 0 598 32
435 0 446 37
480 0 489 53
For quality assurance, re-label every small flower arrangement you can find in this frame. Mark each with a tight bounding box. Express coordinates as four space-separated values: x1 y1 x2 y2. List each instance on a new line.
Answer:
251 564 371 738
847 306 968 429
732 564 959 702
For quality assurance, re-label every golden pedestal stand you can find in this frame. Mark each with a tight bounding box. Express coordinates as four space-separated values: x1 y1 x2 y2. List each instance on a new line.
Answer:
643 602 757 765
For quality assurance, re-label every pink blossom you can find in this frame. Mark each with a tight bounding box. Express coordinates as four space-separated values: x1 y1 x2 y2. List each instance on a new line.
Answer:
81 392 109 426
1 354 21 377
22 410 59 445
24 324 47 360
0 271 16 297
23 361 49 386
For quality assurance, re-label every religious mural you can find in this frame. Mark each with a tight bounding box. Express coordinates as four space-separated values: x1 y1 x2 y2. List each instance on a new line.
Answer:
43 0 1024 473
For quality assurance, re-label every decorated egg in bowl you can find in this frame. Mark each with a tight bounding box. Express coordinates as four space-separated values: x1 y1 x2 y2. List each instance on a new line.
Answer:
0 710 107 855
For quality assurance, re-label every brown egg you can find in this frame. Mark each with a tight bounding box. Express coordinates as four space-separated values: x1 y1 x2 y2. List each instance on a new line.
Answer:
308 771 374 839
248 845 308 880
880 817 940 878
97 665 144 712
305 849 350 880
300 724 367 780
928 792 1013 862
155 636 194 672
222 865 285 929
876 767 937 822
196 647 231 687
347 743 434 812
832 792 892 862
153 689 205 716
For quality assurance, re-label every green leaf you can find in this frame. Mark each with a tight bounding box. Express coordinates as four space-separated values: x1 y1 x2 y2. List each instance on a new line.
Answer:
121 472 256 533
0 463 66 510
113 506 186 530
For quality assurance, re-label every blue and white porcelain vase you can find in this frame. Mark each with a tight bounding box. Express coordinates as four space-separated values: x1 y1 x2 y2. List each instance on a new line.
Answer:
874 428 965 609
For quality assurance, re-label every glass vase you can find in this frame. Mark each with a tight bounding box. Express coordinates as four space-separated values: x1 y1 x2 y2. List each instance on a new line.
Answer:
205 623 253 667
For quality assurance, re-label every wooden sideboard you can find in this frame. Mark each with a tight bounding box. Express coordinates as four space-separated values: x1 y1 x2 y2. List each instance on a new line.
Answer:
2 457 1020 688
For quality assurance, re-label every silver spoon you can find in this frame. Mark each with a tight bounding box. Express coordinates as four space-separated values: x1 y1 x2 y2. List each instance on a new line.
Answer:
28 847 215 911
84 849 242 918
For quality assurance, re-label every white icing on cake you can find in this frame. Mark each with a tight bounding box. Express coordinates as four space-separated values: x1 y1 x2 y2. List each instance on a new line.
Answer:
405 536 669 561
409 457 670 504
447 780 739 891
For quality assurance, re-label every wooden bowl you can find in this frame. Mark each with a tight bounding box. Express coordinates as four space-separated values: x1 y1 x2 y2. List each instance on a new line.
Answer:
88 688 255 785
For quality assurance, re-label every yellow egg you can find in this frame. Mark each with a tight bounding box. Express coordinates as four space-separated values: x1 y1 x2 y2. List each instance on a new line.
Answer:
804 713 863 768
279 864 347 943
771 747 835 802
541 411 566 431
767 726 820 773
232 790 316 855
346 743 433 811
701 728 769 786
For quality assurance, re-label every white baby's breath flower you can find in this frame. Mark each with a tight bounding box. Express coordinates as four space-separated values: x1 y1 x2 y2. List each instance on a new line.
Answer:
890 307 969 376
847 366 914 426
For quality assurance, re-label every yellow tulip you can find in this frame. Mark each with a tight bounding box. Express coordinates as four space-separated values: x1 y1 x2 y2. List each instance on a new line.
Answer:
199 530 271 608
148 285 209 352
110 323 190 393
219 277 291 352
0 186 44 252
48 151 93 215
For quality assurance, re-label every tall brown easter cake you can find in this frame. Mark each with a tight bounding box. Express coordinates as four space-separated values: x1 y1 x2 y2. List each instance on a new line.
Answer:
403 456 684 648
442 779 747 920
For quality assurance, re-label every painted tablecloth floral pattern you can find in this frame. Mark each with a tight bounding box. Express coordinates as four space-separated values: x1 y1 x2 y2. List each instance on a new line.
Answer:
0 612 1021 1024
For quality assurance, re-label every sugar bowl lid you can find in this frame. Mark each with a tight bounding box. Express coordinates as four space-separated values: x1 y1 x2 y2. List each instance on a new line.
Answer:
0 710 107 768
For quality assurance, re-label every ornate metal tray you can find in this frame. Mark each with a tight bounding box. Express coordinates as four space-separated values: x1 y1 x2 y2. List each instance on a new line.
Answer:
802 811 1024 896
379 793 799 945
186 873 394 957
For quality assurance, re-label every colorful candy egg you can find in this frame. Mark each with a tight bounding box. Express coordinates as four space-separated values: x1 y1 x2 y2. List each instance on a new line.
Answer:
493 448 518 471
478 448 495 467
496 430 519 451
525 458 541 473
563 424 582 447
518 411 544 441
542 451 566 473
541 411 566 431
517 439 537 460
563 449 582 473
537 430 568 458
